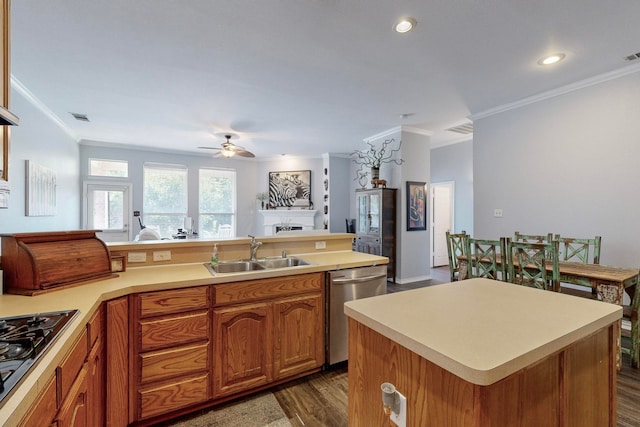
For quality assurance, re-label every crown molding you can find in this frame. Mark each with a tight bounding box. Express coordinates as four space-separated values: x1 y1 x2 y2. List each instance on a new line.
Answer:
11 75 79 142
471 63 640 120
364 125 433 142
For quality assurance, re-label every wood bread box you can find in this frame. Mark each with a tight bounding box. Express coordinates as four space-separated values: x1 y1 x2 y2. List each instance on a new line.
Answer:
1 230 114 295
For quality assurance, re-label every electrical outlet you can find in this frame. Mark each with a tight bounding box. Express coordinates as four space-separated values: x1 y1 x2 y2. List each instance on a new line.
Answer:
153 250 171 261
494 209 503 218
315 241 327 250
133 210 140 217
390 389 407 427
128 252 147 263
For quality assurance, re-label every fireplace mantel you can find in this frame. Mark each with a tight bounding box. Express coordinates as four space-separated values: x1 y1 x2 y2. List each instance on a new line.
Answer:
259 209 318 236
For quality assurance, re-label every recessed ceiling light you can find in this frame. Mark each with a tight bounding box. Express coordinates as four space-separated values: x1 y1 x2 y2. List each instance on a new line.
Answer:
538 53 566 66
395 17 417 33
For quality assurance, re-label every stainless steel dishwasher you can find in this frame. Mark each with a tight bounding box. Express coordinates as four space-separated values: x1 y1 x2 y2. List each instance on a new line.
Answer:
327 264 387 364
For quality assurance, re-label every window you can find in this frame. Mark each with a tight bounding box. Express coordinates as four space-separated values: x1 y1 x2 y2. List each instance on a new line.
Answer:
89 159 128 177
143 163 187 238
199 168 236 238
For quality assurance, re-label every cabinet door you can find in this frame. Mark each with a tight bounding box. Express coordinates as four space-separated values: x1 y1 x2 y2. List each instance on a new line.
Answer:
87 339 104 427
105 297 129 427
274 293 324 379
56 365 88 427
213 302 273 397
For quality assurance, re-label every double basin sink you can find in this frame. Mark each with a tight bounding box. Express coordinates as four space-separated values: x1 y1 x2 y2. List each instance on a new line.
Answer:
207 256 310 274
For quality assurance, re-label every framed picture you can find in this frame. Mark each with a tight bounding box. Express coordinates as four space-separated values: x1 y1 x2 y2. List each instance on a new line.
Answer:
268 170 311 208
25 160 57 216
406 181 427 231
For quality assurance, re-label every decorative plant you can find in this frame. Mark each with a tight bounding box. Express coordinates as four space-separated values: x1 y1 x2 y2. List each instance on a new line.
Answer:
256 192 269 209
351 138 405 170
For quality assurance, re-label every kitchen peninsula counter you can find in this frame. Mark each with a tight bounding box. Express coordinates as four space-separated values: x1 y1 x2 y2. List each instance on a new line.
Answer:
345 278 622 426
0 239 386 425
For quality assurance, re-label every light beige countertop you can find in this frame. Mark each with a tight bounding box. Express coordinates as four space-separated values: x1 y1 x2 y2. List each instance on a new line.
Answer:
0 249 386 425
344 278 622 386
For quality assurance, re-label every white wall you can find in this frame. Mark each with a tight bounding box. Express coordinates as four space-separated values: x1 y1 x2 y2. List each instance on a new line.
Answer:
0 87 80 234
431 139 474 234
473 71 640 267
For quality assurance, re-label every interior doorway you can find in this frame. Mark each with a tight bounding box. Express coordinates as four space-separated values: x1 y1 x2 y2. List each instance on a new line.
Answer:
430 181 454 267
83 182 132 242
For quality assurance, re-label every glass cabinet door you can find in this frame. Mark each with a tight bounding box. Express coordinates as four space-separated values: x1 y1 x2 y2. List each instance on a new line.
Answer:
357 193 368 233
368 193 380 233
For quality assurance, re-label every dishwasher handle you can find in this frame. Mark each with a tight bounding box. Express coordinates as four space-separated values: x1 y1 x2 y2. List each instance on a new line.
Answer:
331 273 387 284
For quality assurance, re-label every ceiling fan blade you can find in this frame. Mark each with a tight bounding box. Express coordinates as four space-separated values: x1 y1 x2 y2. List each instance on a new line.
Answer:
234 149 255 158
197 146 222 151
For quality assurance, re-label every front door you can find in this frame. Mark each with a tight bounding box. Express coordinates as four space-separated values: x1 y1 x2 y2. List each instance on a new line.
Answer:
84 182 132 242
431 182 454 267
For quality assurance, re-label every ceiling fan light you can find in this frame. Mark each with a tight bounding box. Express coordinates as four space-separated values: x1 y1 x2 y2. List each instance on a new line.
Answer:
221 149 235 158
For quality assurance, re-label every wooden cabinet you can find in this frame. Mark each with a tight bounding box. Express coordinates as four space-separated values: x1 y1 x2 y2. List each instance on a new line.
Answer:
213 302 273 397
274 293 324 379
355 188 397 281
213 273 324 397
20 308 104 427
132 286 211 422
105 297 129 427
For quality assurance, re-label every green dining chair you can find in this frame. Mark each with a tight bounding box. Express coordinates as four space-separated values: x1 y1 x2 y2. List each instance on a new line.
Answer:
554 235 601 264
464 237 508 281
622 288 640 368
514 231 554 244
445 230 468 282
506 239 560 291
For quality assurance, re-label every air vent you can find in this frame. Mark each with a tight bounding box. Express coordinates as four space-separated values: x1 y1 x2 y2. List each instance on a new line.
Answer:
70 112 90 122
445 122 474 135
625 52 640 62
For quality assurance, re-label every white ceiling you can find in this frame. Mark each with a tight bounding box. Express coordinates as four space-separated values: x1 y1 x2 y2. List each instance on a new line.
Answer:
10 1 640 159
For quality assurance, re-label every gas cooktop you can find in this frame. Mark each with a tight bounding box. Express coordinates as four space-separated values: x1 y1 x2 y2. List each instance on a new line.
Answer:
0 309 79 405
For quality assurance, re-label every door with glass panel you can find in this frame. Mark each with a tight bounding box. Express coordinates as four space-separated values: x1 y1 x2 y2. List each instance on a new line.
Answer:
84 183 132 242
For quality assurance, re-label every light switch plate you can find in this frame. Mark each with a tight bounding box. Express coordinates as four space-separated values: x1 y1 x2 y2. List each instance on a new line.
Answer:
128 252 147 263
153 250 172 261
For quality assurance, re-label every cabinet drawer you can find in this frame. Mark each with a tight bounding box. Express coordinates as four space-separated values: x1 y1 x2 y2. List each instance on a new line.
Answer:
140 342 209 385
140 311 209 352
18 374 57 427
138 373 210 420
57 330 88 400
214 273 323 306
87 306 103 349
139 286 209 317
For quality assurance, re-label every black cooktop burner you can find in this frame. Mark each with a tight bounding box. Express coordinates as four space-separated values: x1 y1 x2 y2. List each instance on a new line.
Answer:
0 309 78 406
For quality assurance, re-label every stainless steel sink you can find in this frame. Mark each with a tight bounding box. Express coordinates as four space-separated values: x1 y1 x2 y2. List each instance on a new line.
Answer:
257 257 310 269
209 260 266 273
206 256 310 274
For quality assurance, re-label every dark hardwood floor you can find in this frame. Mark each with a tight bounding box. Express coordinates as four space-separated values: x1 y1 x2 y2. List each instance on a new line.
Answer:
272 267 640 427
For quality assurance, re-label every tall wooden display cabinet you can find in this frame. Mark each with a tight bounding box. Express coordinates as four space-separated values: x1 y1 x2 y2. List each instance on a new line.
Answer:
355 188 397 281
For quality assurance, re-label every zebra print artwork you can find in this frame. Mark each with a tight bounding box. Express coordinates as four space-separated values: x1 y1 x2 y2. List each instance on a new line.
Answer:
268 170 311 208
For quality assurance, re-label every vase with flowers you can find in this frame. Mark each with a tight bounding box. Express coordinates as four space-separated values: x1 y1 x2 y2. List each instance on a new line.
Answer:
351 138 404 187
256 192 269 209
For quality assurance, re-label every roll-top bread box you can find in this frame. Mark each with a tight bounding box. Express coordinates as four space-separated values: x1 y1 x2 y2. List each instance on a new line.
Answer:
1 230 114 295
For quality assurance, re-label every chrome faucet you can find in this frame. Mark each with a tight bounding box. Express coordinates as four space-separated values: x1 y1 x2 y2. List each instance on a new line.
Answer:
248 235 263 261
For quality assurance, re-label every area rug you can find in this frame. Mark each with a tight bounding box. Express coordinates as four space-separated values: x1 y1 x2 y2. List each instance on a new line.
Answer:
167 392 292 427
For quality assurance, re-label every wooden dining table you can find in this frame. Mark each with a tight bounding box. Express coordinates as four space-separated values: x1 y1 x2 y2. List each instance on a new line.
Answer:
457 254 640 368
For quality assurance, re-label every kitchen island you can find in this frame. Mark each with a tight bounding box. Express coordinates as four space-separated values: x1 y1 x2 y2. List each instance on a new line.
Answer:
345 278 622 427
0 233 387 426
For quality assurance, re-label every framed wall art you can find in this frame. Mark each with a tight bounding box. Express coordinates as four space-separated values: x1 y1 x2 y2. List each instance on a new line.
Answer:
406 181 427 231
26 160 57 216
268 170 311 208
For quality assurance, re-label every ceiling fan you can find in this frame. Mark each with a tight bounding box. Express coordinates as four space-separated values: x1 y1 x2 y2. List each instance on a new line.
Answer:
198 134 255 158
